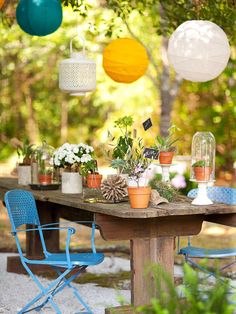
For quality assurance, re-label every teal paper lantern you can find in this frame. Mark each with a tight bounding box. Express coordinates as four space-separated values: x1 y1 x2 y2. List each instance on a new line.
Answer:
16 0 63 36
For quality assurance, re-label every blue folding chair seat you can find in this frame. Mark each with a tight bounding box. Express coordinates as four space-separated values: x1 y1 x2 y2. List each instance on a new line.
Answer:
178 186 236 280
4 189 105 314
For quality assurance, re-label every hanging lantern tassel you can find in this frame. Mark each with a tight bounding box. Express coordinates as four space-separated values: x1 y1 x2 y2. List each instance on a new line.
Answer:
16 0 62 36
168 20 231 82
103 38 149 83
59 34 96 96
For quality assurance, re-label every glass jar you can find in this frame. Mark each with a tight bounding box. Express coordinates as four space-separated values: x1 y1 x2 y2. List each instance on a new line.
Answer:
36 141 54 185
190 132 215 182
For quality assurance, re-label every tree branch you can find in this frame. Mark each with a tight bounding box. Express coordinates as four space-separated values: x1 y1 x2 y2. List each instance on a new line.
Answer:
124 20 160 76
146 72 159 90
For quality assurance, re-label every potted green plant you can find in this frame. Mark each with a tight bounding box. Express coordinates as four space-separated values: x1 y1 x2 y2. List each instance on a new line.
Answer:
110 115 134 159
126 138 151 209
192 160 212 181
82 159 103 189
17 138 34 185
155 125 180 164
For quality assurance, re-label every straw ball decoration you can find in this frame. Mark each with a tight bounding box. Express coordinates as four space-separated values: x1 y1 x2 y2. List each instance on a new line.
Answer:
101 175 128 203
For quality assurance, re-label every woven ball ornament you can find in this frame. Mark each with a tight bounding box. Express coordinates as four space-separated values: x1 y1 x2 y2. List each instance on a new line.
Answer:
16 0 63 36
103 38 149 83
101 175 128 203
168 20 230 82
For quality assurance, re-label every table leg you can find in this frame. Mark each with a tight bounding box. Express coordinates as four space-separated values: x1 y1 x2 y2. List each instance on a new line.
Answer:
131 236 174 306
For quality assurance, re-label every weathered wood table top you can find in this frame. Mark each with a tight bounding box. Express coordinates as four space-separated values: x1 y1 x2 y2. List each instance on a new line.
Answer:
0 177 235 219
0 176 236 312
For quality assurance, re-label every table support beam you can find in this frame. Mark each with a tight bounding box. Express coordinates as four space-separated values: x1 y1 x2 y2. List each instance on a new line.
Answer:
131 237 174 306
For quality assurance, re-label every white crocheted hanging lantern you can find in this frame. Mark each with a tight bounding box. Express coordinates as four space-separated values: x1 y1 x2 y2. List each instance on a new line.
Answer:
59 35 96 96
168 20 231 82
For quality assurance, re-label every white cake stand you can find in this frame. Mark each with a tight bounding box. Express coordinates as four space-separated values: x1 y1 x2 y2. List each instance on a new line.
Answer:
190 181 214 205
155 164 176 182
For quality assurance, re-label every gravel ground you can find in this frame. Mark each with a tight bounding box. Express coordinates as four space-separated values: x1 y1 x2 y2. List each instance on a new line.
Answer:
0 254 130 314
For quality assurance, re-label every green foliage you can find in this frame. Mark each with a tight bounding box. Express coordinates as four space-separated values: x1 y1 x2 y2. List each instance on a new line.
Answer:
80 159 98 177
125 137 151 183
137 263 236 314
16 138 34 165
192 160 210 167
155 125 180 152
108 115 134 160
149 175 178 202
107 0 236 44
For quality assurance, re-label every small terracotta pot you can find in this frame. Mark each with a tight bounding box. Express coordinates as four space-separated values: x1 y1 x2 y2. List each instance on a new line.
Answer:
38 174 52 185
128 186 151 209
159 151 174 164
87 174 103 188
194 167 212 181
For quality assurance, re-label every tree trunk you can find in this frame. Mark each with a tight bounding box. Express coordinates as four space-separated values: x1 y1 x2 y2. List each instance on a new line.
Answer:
25 93 39 143
159 37 182 137
61 101 68 143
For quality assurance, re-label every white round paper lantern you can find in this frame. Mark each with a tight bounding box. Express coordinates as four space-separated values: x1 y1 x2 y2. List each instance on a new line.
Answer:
59 35 96 96
168 20 231 82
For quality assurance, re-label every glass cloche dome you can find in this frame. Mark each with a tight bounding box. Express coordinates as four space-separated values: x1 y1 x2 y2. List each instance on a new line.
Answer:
190 132 215 182
35 141 55 185
190 132 216 205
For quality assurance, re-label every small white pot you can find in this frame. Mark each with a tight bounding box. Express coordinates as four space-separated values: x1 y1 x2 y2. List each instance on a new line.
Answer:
61 172 82 194
17 165 31 185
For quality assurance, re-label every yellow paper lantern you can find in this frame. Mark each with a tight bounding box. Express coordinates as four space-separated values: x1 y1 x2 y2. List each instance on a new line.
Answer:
0 0 5 10
103 38 149 83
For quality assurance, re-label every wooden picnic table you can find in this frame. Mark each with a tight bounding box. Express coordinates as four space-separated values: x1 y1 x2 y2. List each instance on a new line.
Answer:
0 177 236 313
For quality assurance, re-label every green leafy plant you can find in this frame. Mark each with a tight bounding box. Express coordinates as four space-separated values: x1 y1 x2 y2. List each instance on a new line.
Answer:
192 160 210 167
108 115 134 160
136 263 235 314
155 125 180 152
125 137 151 185
17 138 34 165
80 159 98 177
149 175 178 202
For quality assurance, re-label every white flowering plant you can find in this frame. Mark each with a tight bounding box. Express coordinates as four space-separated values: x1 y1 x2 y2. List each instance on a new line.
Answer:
52 143 95 174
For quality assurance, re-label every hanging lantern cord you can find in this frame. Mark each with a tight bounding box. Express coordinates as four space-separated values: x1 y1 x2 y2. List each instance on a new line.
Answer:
70 32 86 56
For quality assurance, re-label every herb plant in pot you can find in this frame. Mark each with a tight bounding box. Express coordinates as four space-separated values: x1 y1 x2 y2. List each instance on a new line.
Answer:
82 159 103 189
126 139 151 209
155 125 180 164
17 138 34 185
53 143 94 194
192 160 212 181
108 115 134 181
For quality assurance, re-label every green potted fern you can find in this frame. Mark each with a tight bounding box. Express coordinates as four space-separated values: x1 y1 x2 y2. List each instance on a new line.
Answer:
155 125 180 164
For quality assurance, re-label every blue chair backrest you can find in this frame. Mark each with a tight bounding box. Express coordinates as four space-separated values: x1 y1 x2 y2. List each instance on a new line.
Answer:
4 190 40 231
188 187 236 205
4 190 48 257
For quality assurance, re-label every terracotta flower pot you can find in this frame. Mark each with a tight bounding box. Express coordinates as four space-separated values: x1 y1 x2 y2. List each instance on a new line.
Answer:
194 167 212 181
87 174 103 188
159 151 174 164
38 174 52 185
128 186 151 209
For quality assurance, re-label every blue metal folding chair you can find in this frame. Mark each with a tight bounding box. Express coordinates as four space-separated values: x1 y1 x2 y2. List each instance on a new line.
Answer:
178 186 236 280
4 189 104 314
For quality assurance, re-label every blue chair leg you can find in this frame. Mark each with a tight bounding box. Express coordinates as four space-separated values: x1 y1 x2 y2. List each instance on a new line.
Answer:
18 263 72 314
53 266 93 314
